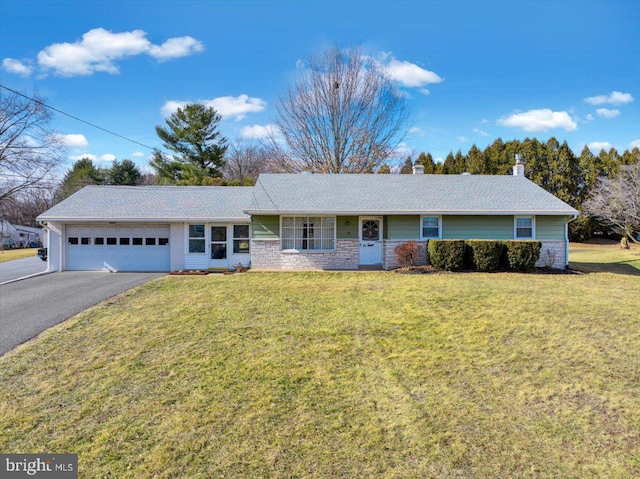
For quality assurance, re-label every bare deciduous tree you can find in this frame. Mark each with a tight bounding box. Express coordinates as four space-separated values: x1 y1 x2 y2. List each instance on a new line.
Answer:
224 142 269 183
584 163 640 242
0 188 54 227
272 47 409 173
0 90 65 206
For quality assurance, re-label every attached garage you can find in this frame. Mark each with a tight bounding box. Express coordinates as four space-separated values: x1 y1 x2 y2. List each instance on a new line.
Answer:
38 185 254 273
65 224 170 271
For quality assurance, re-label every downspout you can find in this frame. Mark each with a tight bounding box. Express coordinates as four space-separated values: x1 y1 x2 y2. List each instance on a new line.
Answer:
566 214 578 269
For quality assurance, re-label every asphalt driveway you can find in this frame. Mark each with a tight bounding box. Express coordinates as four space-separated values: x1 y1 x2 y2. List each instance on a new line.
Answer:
0 255 47 283
0 271 164 356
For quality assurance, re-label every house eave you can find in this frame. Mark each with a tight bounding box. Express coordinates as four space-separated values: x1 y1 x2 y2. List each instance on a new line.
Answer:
36 216 251 223
244 209 579 216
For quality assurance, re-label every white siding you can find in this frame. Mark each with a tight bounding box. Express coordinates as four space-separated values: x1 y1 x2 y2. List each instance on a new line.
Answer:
170 223 185 271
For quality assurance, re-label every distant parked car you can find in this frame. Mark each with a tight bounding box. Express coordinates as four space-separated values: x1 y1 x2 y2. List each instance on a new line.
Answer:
38 248 47 261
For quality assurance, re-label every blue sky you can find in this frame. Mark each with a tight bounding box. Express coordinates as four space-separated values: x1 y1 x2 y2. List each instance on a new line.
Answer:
1 0 638 174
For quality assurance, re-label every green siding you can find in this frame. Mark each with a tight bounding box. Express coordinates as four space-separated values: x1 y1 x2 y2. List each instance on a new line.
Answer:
442 216 513 240
536 215 566 240
387 215 420 239
251 214 567 242
251 215 279 239
337 216 358 239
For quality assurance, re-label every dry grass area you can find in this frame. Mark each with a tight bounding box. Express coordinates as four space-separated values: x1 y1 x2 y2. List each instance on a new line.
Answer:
0 248 37 263
570 240 640 275
0 243 639 478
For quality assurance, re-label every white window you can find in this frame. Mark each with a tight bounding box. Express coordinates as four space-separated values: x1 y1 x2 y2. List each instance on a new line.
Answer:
281 216 335 251
233 225 250 254
420 216 441 239
188 224 206 253
515 216 535 239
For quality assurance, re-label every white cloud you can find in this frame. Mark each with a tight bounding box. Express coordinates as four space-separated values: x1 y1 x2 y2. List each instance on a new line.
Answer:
60 134 89 148
457 136 469 143
380 55 444 89
131 151 146 158
584 91 634 106
595 108 620 119
148 36 204 61
629 140 640 149
585 114 594 121
35 28 203 77
408 126 424 136
394 142 414 158
160 100 188 117
472 128 489 137
2 58 33 77
239 124 279 140
161 95 266 121
209 95 266 120
497 109 577 132
69 153 116 162
587 142 612 152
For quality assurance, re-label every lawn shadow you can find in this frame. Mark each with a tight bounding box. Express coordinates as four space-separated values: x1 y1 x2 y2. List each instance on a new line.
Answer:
570 260 640 277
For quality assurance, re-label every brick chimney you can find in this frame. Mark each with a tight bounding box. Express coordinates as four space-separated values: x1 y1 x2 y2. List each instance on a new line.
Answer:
513 154 525 177
412 160 424 175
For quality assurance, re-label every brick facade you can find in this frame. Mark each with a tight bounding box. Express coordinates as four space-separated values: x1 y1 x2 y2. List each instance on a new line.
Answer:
251 239 359 270
382 240 428 270
537 240 567 269
251 238 567 271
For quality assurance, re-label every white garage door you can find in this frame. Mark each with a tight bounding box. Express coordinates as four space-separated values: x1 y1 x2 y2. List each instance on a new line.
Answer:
65 224 170 271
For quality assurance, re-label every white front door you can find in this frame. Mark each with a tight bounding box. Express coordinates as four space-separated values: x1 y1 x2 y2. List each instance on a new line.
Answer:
359 216 383 265
209 224 230 269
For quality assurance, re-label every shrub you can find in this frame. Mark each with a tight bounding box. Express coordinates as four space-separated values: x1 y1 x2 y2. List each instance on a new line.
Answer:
393 241 422 267
505 241 542 272
466 240 505 272
428 240 466 271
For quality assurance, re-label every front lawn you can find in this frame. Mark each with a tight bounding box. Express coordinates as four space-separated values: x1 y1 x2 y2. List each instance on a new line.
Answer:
570 240 640 275
0 248 37 263
1 246 639 478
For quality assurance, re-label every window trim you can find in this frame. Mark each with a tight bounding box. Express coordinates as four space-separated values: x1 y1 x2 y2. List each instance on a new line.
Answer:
420 215 442 240
279 215 337 252
514 216 535 239
187 223 206 254
232 224 251 255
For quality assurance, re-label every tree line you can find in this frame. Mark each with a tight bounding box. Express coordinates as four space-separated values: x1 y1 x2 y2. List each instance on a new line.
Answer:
390 138 639 242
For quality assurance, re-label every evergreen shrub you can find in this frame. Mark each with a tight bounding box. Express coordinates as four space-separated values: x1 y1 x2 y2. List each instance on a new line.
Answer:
427 240 466 271
505 241 542 272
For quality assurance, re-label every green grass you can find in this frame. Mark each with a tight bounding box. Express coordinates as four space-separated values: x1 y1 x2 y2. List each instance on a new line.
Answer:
570 241 640 275
1 245 639 478
0 248 37 263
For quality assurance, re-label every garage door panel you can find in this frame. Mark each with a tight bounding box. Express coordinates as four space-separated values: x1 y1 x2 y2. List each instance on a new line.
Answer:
66 224 170 271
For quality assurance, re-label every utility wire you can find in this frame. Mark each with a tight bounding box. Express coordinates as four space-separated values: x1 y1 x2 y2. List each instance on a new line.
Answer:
0 83 157 151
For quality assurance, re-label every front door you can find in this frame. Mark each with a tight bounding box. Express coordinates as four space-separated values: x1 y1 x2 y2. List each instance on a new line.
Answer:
359 217 383 265
209 225 229 269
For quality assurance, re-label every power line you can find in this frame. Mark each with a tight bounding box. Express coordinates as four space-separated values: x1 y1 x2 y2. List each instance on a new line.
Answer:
0 83 157 151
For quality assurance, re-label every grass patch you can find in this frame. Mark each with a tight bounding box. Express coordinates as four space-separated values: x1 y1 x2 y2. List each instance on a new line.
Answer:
570 241 640 275
0 248 37 263
1 245 639 477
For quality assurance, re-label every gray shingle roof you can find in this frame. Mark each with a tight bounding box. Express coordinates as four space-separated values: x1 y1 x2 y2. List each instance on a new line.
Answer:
38 185 253 222
247 174 578 215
